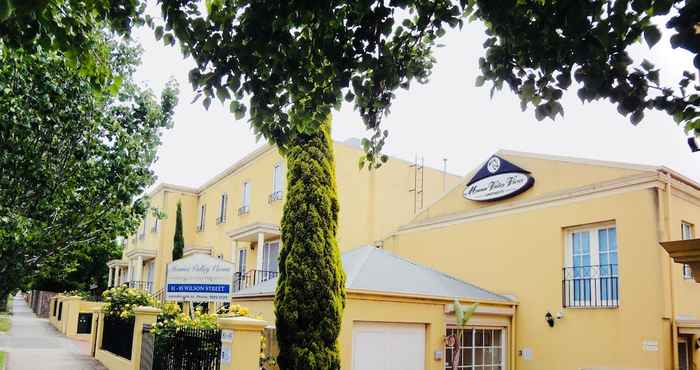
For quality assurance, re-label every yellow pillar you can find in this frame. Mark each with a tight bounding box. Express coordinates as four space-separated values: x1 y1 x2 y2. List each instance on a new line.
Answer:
89 307 102 357
131 306 161 370
218 316 267 370
61 296 83 335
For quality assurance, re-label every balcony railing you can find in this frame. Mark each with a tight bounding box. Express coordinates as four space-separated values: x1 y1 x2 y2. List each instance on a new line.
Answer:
268 191 283 203
126 280 154 293
233 270 278 292
562 264 619 308
238 205 250 216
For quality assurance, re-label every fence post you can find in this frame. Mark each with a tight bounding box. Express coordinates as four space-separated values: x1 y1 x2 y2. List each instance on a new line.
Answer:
89 307 102 357
131 306 161 370
217 316 267 370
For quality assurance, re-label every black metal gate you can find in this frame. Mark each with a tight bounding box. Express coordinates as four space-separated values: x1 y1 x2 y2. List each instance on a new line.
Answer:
151 328 221 370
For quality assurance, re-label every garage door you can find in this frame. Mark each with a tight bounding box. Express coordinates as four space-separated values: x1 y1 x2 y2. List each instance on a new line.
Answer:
352 322 426 370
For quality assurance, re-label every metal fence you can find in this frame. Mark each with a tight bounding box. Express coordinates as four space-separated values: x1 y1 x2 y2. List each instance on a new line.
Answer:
152 327 222 370
233 270 278 292
102 316 135 360
562 264 619 308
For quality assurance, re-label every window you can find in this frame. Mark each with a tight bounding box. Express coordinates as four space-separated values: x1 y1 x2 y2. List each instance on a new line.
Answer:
270 163 284 202
262 241 280 273
197 204 206 232
563 224 619 308
139 218 147 239
217 193 228 224
239 181 251 215
682 222 694 279
445 327 505 369
237 249 247 274
151 210 159 233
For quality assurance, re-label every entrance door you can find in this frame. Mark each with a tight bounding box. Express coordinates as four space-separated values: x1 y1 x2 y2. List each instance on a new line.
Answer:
352 322 425 370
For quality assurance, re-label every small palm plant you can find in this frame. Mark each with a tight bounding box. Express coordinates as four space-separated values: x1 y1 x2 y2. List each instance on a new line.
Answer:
451 299 479 368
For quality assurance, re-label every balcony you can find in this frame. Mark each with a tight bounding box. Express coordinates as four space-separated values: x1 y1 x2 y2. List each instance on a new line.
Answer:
268 191 283 203
233 270 278 292
238 205 250 216
562 264 619 308
125 280 154 293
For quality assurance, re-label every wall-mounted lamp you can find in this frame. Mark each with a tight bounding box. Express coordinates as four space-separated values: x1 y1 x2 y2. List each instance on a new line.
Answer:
689 137 699 152
545 311 555 327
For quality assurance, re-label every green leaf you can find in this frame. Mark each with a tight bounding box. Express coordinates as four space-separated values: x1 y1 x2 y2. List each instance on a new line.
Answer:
154 26 164 41
475 76 485 87
643 26 661 48
203 96 211 110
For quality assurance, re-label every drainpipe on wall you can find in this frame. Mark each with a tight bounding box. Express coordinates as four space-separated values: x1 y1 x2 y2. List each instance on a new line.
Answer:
661 170 678 369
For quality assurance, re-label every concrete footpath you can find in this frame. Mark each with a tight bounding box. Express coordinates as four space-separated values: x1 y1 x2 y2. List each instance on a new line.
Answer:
0 295 106 370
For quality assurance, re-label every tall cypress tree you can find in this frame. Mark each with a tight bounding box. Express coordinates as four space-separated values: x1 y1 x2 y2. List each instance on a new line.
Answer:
172 201 184 261
275 116 346 369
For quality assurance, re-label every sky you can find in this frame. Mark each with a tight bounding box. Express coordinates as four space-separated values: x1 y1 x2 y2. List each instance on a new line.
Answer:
131 13 700 189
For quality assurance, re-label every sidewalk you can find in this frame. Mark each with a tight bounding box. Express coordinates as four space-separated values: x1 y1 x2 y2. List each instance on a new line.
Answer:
0 295 106 370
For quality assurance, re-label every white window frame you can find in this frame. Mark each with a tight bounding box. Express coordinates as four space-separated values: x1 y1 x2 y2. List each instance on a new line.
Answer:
218 193 228 224
444 326 506 369
271 162 284 199
151 210 159 233
262 240 280 274
682 222 694 279
564 223 619 308
197 204 206 231
243 181 251 207
236 248 247 274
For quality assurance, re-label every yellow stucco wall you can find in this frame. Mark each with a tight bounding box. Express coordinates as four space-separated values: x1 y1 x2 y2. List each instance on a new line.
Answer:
669 192 700 321
233 294 514 370
119 141 461 293
410 152 652 224
387 189 668 369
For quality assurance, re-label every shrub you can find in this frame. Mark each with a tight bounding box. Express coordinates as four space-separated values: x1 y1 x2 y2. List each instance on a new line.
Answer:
102 285 156 318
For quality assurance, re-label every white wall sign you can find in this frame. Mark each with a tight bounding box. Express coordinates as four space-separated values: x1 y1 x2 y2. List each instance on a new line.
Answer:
165 254 235 302
642 340 659 352
464 155 534 202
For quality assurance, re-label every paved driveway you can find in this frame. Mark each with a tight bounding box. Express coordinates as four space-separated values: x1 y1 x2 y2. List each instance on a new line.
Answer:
0 295 106 370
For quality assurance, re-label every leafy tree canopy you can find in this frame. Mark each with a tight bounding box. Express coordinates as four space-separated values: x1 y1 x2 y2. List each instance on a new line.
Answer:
474 0 700 132
0 36 178 297
0 0 149 87
155 0 699 168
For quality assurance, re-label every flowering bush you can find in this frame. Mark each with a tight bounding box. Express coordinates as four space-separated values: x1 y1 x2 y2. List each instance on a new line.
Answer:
150 303 253 336
102 285 156 318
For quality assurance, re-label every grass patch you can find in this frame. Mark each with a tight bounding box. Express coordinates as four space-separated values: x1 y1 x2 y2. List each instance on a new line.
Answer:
0 351 5 370
0 316 9 333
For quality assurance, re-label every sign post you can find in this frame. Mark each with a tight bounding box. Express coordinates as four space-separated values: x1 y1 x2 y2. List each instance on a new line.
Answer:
165 254 235 303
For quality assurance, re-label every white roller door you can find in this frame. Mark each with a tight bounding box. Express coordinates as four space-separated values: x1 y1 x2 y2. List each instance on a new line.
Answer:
352 322 426 370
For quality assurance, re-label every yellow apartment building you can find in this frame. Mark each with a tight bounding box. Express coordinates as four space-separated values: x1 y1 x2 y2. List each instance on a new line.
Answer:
109 144 700 370
232 150 700 370
107 139 461 296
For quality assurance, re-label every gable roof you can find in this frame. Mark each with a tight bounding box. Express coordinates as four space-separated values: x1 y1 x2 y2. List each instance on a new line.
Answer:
233 245 512 303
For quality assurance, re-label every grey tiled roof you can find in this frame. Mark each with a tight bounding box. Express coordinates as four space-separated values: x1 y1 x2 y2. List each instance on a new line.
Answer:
233 246 512 303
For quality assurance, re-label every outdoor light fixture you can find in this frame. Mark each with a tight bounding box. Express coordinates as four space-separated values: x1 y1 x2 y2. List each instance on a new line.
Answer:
689 137 700 152
545 312 555 327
